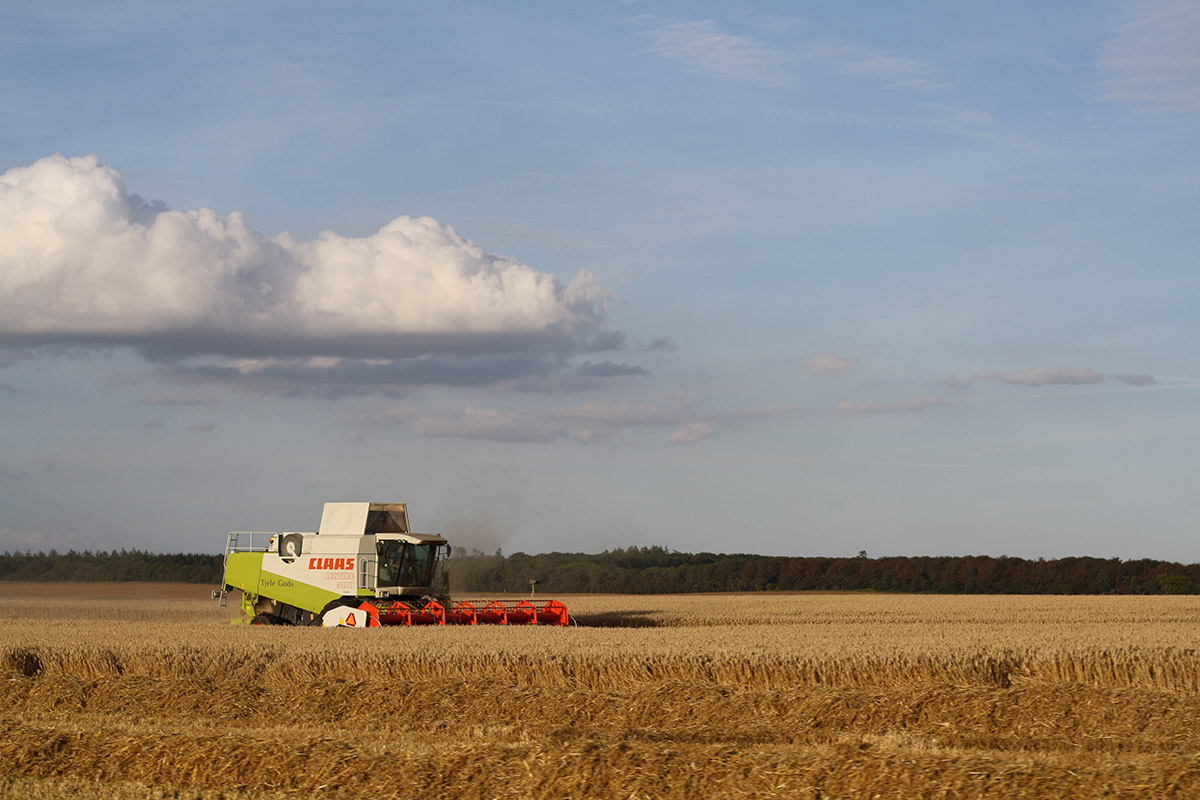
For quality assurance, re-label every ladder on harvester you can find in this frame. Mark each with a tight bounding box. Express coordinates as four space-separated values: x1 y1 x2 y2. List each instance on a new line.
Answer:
214 531 270 607
213 531 239 607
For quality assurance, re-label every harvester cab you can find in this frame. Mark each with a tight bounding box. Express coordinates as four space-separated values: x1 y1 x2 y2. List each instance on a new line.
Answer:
218 501 569 628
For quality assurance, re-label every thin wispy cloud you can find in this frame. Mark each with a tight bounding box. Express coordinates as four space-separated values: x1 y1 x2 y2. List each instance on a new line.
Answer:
805 352 857 377
380 390 961 447
834 394 958 414
413 407 578 444
826 458 1200 480
939 375 972 391
640 337 677 353
630 16 1004 144
577 361 650 378
669 421 716 444
710 403 809 422
0 527 79 549
941 367 1108 390
555 95 992 137
940 369 1166 393
943 368 1165 392
637 16 948 94
801 39 948 91
973 367 1106 386
552 401 685 426
1095 0 1200 115
638 19 799 87
142 394 214 406
1112 373 1157 385
370 400 692 445
685 403 810 442
381 390 968 446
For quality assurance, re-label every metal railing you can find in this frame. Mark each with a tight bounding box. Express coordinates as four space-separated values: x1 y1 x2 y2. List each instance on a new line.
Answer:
216 531 276 607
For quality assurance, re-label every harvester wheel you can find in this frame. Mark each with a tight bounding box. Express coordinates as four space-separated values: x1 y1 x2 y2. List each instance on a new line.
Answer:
250 613 275 625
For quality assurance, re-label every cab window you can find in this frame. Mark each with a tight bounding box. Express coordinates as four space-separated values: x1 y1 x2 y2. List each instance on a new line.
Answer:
377 541 436 587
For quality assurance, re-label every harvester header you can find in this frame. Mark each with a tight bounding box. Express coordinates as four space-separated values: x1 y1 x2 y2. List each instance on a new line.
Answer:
217 501 570 627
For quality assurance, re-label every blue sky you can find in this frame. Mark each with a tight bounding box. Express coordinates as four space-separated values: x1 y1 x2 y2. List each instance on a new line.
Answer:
2 1 1198 560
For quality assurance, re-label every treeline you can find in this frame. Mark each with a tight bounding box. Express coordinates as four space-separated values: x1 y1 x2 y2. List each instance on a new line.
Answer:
446 547 1200 595
0 549 222 583
3 547 1199 595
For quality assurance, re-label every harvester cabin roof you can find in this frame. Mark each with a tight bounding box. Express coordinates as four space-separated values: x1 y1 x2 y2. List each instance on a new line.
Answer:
318 502 410 536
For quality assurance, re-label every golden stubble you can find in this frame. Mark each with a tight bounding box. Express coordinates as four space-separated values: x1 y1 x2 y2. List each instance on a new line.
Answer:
2 587 1199 798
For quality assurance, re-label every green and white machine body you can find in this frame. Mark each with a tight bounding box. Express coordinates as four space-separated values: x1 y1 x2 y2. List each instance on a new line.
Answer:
221 502 448 626
218 501 572 627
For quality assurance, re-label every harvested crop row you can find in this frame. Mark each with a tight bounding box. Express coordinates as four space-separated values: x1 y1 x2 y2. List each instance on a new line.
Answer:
2 719 1199 800
7 640 1200 693
5 672 1200 754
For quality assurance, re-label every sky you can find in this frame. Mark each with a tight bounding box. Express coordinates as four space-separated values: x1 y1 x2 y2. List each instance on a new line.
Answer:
2 1 1198 561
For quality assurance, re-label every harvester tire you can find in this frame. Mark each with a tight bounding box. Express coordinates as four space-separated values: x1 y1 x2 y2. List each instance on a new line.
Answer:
250 613 275 625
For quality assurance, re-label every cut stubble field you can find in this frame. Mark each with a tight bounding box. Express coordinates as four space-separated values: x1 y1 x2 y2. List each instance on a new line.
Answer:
1 583 1199 799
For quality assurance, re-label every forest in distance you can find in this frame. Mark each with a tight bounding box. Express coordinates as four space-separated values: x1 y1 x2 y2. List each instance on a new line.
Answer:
1 546 1199 595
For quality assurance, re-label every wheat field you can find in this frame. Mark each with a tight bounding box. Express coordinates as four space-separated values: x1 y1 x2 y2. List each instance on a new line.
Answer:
1 583 1199 799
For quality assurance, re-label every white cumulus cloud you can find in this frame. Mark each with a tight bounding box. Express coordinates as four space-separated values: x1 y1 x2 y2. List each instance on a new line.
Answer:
0 155 620 392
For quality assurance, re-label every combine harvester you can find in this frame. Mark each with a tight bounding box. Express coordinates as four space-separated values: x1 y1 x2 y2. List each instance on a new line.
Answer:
216 501 570 627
